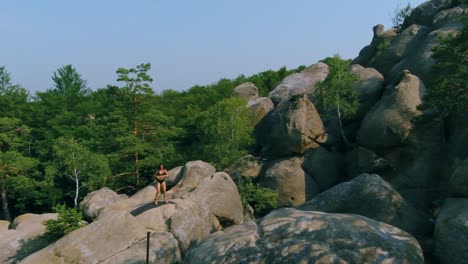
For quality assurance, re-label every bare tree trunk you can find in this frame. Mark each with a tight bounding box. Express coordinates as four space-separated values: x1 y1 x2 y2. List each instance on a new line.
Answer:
1 180 11 222
337 103 349 146
133 90 140 186
73 168 80 208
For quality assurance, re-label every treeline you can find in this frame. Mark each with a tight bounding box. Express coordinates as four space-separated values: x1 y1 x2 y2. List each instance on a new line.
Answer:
0 63 304 220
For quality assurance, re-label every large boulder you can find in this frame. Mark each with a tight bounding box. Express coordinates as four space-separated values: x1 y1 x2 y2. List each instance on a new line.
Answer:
164 166 184 188
184 208 424 264
258 156 319 207
79 187 127 220
368 24 431 77
405 0 458 27
225 154 263 178
350 64 385 116
299 174 432 238
0 220 9 231
247 97 274 125
256 94 326 157
0 213 57 263
449 158 468 197
233 82 259 100
169 160 216 196
21 211 180 264
433 5 468 28
302 147 344 191
357 70 425 149
346 146 390 178
268 62 329 104
388 23 463 83
434 198 468 264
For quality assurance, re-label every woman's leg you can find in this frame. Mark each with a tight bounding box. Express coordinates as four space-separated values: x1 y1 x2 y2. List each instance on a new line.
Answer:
154 182 161 204
162 182 167 203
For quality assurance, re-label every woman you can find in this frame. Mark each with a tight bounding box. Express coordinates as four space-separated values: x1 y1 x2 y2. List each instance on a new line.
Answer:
154 164 169 204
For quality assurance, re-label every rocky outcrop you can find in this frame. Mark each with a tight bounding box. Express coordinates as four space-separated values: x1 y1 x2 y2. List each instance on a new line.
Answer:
20 161 243 263
184 208 424 264
357 71 425 149
258 156 319 207
234 82 259 100
302 147 343 191
225 154 263 178
346 146 390 177
405 0 458 27
256 94 326 157
449 159 468 196
350 64 385 116
168 160 216 196
247 97 274 125
164 166 184 188
299 174 431 238
0 213 57 263
369 25 431 76
268 62 328 104
80 187 127 220
434 198 468 264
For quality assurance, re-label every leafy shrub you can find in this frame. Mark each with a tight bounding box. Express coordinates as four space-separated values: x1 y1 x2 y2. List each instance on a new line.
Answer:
236 177 278 217
42 204 85 242
391 3 414 31
375 36 396 56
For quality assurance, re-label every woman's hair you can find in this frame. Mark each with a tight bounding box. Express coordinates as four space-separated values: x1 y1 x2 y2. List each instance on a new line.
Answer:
159 164 165 169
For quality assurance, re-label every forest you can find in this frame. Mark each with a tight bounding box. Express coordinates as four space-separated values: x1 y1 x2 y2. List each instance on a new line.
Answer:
0 62 304 221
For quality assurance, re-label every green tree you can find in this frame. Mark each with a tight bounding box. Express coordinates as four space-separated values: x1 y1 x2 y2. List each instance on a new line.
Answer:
42 204 85 242
315 55 359 145
419 16 468 118
115 63 154 186
51 65 90 110
0 66 30 118
392 3 413 31
0 118 38 221
49 137 109 208
197 97 254 169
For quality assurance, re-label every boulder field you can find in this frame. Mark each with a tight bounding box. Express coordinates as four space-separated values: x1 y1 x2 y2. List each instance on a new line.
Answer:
1 0 467 263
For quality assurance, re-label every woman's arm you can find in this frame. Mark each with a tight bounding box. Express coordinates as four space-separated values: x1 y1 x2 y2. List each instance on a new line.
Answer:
163 169 169 177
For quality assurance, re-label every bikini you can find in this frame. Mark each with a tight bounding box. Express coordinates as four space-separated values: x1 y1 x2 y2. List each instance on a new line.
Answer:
156 170 166 184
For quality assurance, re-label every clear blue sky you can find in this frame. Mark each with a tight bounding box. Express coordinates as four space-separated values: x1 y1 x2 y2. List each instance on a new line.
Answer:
1 0 426 94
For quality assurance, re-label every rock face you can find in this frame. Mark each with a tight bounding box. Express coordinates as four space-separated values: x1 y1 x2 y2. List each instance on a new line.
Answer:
268 62 329 104
302 147 343 191
258 156 319 207
299 174 431 238
247 97 274 125
449 159 468 196
80 187 127 220
256 94 326 157
350 64 385 116
20 161 243 264
225 154 263 178
434 198 468 264
164 166 184 188
184 208 424 264
405 0 457 26
234 82 259 100
0 213 57 263
357 71 425 149
346 146 390 177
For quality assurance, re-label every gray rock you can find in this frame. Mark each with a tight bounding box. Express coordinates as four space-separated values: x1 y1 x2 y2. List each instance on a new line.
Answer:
369 24 431 77
164 166 184 188
80 187 127 220
257 94 326 157
350 64 385 117
258 156 319 207
433 5 468 28
268 62 328 104
247 97 274 125
346 146 390 177
299 174 432 238
225 154 262 178
357 71 425 149
169 160 216 196
0 220 9 232
302 147 344 191
449 159 468 197
234 82 259 100
434 198 468 264
0 213 57 264
184 208 424 264
405 0 457 26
